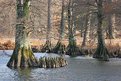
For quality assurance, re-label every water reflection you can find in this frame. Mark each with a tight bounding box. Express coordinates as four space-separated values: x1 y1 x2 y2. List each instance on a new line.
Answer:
13 68 32 81
1 67 32 81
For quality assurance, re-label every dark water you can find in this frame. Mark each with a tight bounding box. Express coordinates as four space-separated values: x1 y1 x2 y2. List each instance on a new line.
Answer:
0 52 121 81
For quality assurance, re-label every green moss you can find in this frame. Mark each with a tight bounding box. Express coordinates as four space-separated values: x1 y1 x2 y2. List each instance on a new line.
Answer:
23 0 30 17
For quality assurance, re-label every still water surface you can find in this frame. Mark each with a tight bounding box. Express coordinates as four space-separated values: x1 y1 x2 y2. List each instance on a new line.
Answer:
0 50 121 81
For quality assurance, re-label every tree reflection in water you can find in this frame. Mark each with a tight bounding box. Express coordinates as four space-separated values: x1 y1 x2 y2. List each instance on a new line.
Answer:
12 68 32 81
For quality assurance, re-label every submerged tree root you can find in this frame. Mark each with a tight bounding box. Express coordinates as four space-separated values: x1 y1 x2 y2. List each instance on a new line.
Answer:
51 41 66 54
39 57 68 68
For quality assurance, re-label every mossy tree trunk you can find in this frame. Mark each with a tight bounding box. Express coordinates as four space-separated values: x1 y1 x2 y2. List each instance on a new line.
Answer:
93 0 109 61
41 0 52 53
7 0 38 68
52 0 65 54
66 0 83 56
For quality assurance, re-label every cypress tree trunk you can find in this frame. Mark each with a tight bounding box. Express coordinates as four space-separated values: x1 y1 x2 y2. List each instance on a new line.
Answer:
81 15 89 48
52 0 65 54
7 0 38 68
81 14 92 55
93 0 109 61
106 14 114 39
106 0 114 39
66 0 83 56
41 40 52 53
79 17 84 37
41 0 52 53
81 1 92 48
111 14 116 38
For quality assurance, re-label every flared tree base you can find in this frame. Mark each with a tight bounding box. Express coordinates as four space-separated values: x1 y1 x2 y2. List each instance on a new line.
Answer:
7 47 68 68
93 45 109 61
51 41 65 54
66 42 83 56
41 40 52 53
7 47 38 68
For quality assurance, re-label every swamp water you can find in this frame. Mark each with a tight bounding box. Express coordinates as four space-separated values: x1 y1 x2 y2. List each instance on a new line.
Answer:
0 50 121 81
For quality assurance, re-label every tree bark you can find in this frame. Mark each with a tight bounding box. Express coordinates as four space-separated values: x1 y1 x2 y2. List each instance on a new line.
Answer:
46 0 51 41
66 0 83 56
82 15 89 48
106 14 114 39
59 0 65 41
93 0 109 61
52 0 65 54
106 0 115 39
7 0 38 68
41 0 52 53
